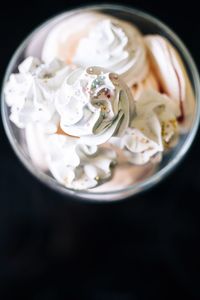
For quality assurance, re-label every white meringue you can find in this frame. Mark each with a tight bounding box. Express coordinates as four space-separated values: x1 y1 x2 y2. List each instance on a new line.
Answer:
4 57 72 133
110 89 179 164
73 19 148 86
55 66 134 145
42 12 148 86
44 134 117 189
42 12 104 64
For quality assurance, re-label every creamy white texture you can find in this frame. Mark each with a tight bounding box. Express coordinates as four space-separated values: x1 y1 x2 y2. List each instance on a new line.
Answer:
5 57 134 146
4 57 72 133
55 66 134 145
73 19 148 86
41 13 148 87
110 90 179 164
41 12 105 64
45 134 117 189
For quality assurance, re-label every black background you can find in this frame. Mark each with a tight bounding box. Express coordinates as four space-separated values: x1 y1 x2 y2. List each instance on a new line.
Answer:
0 1 200 299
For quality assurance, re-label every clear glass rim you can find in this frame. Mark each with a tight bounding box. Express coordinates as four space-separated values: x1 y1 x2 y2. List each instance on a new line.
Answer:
1 4 200 200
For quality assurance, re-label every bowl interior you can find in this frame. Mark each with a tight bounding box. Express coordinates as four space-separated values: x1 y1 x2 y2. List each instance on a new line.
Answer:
1 5 200 201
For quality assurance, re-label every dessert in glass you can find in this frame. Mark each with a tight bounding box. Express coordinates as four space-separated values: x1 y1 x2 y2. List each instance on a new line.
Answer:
1 5 200 201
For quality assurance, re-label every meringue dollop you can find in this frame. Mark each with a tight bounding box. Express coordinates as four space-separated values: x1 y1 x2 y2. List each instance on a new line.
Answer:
45 134 117 189
110 89 179 165
73 18 148 86
4 57 72 133
55 66 134 145
41 12 148 87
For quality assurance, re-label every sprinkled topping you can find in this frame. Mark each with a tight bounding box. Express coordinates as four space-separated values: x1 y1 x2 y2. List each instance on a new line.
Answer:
55 65 133 144
91 75 106 89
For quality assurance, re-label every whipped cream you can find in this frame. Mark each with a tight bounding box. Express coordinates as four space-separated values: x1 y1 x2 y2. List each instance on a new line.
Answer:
5 57 134 146
55 66 134 145
4 57 72 133
41 13 148 87
110 89 179 164
25 123 117 189
73 19 148 86
44 134 117 189
42 12 105 64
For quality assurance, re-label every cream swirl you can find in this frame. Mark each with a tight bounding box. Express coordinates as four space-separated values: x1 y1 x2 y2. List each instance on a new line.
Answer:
41 12 148 87
55 66 134 145
73 19 148 86
110 89 180 164
4 56 72 133
45 134 117 190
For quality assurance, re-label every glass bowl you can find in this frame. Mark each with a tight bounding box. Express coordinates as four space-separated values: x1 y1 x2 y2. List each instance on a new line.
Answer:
1 4 200 201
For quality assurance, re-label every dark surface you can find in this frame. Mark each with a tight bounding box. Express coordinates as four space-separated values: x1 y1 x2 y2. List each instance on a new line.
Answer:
0 0 200 299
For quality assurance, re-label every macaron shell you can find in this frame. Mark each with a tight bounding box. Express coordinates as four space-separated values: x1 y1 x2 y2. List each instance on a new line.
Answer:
169 44 195 132
145 35 195 131
145 35 184 105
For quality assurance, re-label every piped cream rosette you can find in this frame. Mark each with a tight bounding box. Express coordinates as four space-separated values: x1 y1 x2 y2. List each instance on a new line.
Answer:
4 56 72 133
42 12 149 87
55 66 134 145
